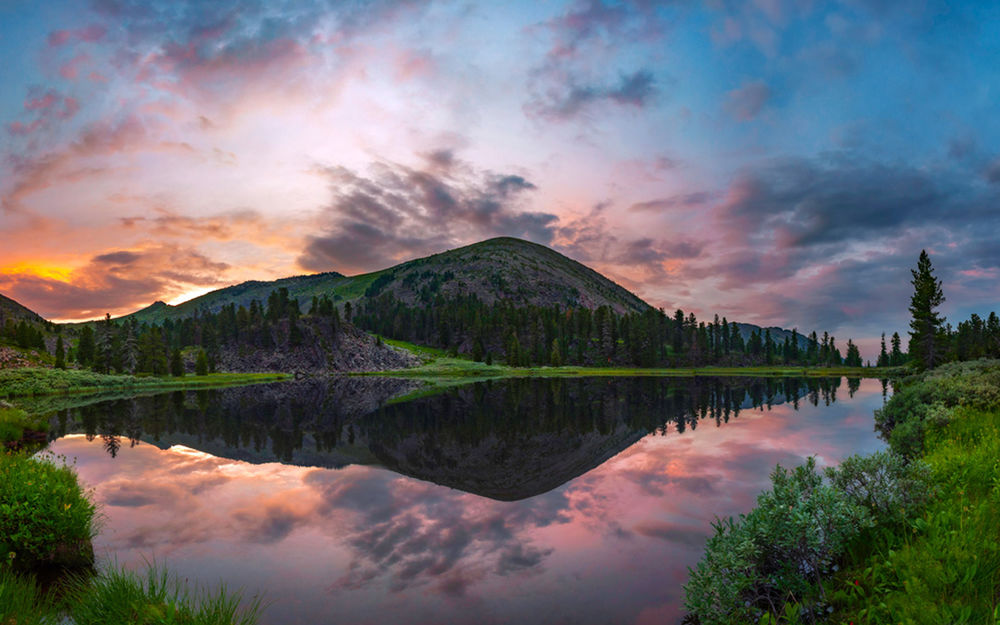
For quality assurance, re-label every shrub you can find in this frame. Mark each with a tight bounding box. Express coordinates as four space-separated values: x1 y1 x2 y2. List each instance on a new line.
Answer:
874 360 1000 457
824 450 933 526
684 458 871 624
0 451 97 570
69 565 263 625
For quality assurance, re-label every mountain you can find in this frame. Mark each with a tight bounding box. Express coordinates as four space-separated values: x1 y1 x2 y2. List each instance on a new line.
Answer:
121 237 649 325
0 293 45 324
734 323 813 350
125 271 347 325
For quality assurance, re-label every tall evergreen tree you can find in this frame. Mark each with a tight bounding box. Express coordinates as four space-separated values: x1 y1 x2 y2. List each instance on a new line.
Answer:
77 325 95 366
877 333 889 367
890 332 904 366
170 348 184 377
907 250 945 370
54 335 66 369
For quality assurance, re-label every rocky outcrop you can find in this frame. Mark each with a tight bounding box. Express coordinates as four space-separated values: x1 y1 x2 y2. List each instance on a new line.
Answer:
212 320 418 373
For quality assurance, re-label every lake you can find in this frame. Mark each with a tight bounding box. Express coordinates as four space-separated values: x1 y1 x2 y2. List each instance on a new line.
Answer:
44 376 888 625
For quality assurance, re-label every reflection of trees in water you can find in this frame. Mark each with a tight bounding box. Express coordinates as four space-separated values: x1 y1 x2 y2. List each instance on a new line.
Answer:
49 376 862 463
49 378 420 463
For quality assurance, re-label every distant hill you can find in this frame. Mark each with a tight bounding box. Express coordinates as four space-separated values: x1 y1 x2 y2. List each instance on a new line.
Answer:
734 323 814 350
0 293 45 324
124 271 348 325
121 237 648 324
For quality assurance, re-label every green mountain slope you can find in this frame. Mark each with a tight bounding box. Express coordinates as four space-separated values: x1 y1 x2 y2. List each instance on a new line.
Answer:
0 293 45 323
122 237 649 324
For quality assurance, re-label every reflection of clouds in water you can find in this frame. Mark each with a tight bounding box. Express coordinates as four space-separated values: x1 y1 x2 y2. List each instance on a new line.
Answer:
63 437 570 598
303 469 566 595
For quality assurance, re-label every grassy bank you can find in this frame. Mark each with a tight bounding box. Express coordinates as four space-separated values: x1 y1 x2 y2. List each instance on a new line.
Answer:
682 359 1000 624
0 564 263 625
373 337 895 382
831 361 1000 624
0 368 291 400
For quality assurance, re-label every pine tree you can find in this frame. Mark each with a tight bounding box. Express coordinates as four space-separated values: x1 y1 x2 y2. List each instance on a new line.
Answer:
170 348 184 377
54 336 66 369
77 325 95 366
907 250 946 370
550 338 562 367
844 339 862 367
890 331 904 366
122 327 138 374
195 348 209 376
877 333 889 367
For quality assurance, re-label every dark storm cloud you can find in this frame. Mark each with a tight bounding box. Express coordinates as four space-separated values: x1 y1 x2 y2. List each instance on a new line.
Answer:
297 156 555 273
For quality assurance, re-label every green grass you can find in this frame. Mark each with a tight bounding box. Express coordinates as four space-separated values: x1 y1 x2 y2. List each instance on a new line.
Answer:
372 337 897 381
0 566 58 625
830 361 1000 624
0 368 291 400
832 407 1000 624
0 450 97 571
364 356 887 380
67 565 263 625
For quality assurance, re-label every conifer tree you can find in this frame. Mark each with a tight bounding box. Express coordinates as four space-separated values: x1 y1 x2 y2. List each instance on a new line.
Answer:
907 250 946 370
55 336 65 369
170 348 184 377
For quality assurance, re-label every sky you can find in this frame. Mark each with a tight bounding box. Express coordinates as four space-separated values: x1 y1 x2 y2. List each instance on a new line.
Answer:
1 0 999 357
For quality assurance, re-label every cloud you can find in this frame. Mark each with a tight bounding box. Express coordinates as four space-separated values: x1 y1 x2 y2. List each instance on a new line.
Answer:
302 469 562 596
724 81 771 121
985 158 1000 184
297 155 555 273
632 521 707 545
628 192 712 213
524 1 670 122
47 24 107 46
526 69 657 121
6 88 81 137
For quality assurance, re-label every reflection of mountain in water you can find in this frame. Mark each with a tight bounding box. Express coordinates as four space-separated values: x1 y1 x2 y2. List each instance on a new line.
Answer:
49 376 859 500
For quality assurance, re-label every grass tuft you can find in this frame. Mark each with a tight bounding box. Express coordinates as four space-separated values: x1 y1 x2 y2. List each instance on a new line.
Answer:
0 566 58 625
68 564 263 625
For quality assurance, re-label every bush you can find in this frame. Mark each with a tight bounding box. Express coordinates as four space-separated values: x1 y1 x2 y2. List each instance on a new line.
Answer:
69 565 263 625
684 458 872 624
874 360 1000 457
824 450 933 526
0 451 97 570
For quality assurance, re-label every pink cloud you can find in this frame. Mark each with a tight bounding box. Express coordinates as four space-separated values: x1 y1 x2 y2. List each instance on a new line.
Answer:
47 24 107 47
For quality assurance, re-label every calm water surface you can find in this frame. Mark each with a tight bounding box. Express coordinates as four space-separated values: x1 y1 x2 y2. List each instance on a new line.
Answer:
45 377 887 625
